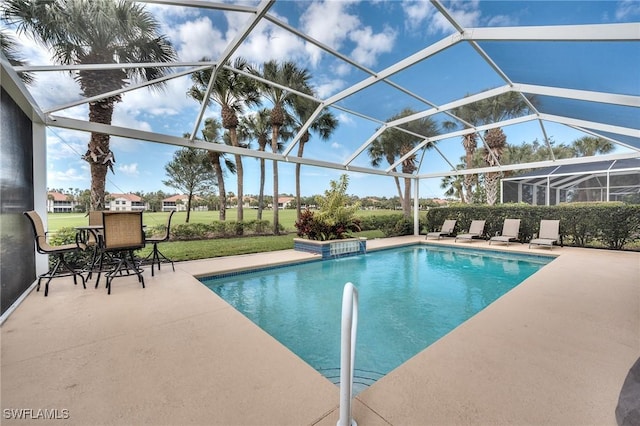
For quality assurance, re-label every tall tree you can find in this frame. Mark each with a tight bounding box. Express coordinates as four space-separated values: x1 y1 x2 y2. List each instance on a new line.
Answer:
440 166 465 201
0 28 33 84
162 147 216 223
188 57 260 226
239 109 288 220
368 108 439 216
3 0 177 211
253 60 312 234
571 136 614 157
482 127 507 205
194 118 236 221
447 92 530 204
290 96 338 218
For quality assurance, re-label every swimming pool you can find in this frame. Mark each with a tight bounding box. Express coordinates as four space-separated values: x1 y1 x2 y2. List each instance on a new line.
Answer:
200 245 553 392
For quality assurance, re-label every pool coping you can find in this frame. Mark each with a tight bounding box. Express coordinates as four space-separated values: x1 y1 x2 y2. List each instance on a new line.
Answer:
1 236 638 425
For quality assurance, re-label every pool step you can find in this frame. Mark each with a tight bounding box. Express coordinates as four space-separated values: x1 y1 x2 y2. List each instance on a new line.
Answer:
318 367 385 394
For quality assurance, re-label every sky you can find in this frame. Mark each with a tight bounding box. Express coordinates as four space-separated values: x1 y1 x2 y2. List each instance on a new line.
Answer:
4 0 639 199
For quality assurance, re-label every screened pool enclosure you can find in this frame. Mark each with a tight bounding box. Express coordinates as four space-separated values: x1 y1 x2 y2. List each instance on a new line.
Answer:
502 159 640 205
1 1 639 313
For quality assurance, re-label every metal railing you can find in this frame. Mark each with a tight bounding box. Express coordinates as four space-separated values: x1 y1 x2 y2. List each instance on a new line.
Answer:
337 282 358 426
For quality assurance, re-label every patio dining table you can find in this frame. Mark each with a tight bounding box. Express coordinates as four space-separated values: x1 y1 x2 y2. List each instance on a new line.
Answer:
75 220 146 292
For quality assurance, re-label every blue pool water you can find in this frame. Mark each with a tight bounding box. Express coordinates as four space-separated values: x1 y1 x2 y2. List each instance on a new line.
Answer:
200 245 552 390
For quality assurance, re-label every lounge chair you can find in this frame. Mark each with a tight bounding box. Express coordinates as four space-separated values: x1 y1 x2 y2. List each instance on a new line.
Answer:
455 220 486 242
489 219 521 246
529 220 560 250
426 219 456 240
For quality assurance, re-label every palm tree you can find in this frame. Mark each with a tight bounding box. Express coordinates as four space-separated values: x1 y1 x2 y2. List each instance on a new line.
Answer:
482 127 507 205
3 0 177 211
368 108 439 216
447 92 530 204
239 109 289 220
0 29 34 84
440 165 465 201
253 60 312 234
188 57 261 225
290 96 338 218
199 118 236 220
368 136 405 206
571 136 614 157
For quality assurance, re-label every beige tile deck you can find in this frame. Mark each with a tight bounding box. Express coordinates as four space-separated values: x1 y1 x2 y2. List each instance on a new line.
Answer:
1 237 638 425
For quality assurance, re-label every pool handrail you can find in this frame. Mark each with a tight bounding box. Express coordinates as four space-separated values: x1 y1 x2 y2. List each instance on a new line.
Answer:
337 282 358 426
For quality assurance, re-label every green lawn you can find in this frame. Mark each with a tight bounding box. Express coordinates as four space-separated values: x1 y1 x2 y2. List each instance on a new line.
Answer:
47 209 391 261
46 209 398 232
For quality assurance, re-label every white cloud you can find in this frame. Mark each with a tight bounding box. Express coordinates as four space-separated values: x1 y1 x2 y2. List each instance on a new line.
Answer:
349 25 397 67
485 14 518 27
46 133 86 161
616 0 640 20
403 1 437 31
403 0 481 35
118 163 139 177
337 112 355 125
175 16 227 61
313 78 347 98
299 0 397 70
235 20 307 65
300 1 361 66
332 62 354 77
47 166 89 187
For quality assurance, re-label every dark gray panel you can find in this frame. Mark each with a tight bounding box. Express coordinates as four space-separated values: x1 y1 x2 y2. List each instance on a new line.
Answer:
1 87 36 314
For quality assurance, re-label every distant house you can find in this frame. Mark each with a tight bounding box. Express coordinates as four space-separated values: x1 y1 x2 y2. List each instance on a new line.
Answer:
273 196 294 210
47 191 77 213
162 194 188 212
162 195 206 212
107 193 147 212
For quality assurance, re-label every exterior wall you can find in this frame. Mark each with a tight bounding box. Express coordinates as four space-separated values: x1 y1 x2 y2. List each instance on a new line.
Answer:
0 88 37 315
108 198 147 211
46 197 77 213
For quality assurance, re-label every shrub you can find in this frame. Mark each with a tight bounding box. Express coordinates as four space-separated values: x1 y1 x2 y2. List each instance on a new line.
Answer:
387 217 414 237
425 202 640 250
49 227 91 268
295 175 361 240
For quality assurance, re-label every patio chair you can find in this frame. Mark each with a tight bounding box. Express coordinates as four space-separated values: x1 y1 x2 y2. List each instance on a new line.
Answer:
100 211 145 294
23 210 87 296
426 219 456 240
455 220 486 243
529 220 560 250
489 219 521 246
141 210 175 276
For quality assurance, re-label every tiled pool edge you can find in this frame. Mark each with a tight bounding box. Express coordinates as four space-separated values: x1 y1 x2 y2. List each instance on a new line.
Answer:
195 239 559 282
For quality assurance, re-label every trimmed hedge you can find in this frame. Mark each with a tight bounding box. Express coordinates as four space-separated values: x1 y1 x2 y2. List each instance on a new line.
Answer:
424 202 640 250
166 219 278 241
358 213 426 237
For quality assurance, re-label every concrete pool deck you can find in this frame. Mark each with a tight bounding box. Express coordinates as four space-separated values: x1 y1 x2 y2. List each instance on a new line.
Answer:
1 236 638 425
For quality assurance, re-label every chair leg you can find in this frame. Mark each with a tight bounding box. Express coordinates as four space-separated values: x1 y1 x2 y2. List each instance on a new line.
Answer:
130 251 145 287
38 254 85 297
143 242 174 276
151 244 159 276
106 250 145 294
58 255 86 289
156 247 174 272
